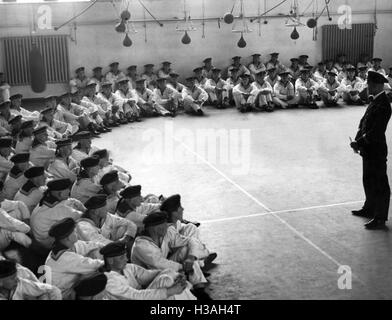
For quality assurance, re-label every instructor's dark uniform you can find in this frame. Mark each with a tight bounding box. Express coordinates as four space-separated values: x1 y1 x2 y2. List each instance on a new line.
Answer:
355 90 391 222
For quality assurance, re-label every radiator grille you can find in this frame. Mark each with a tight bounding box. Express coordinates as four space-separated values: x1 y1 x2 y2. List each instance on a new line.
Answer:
322 23 375 65
2 35 69 86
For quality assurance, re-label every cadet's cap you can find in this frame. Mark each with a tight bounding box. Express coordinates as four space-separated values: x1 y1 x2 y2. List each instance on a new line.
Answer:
299 68 309 73
0 100 11 108
255 69 266 76
144 64 154 68
91 149 108 159
372 57 382 62
160 194 181 213
84 195 107 210
367 71 388 84
86 80 97 88
251 53 261 57
9 93 23 100
24 166 45 179
203 57 212 63
162 61 171 65
20 120 34 130
99 241 126 258
33 126 48 135
119 185 141 199
40 107 53 115
80 156 99 169
230 67 239 73
318 61 325 66
92 66 102 72
346 65 356 71
47 178 72 191
212 68 221 73
115 77 129 85
99 170 119 185
0 260 17 279
135 78 146 84
74 274 107 298
8 114 22 125
72 131 91 142
358 66 368 71
75 67 85 73
55 138 72 148
290 58 299 62
186 76 195 82
156 77 167 82
10 153 29 164
143 211 168 228
270 52 279 56
232 56 241 60
48 217 76 239
127 65 137 71
101 81 112 88
109 62 119 67
193 67 203 73
299 55 309 59
240 73 251 78
169 72 179 78
279 70 290 76
328 71 337 77
0 137 12 148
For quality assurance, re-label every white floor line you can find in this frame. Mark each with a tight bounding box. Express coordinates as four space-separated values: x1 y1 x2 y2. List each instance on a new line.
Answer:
175 139 346 268
200 200 364 224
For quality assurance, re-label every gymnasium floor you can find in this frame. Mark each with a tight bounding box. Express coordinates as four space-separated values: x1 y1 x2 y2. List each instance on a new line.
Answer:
92 104 392 300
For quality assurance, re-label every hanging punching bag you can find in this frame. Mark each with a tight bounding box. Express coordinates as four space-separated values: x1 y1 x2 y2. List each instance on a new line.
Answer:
29 43 46 93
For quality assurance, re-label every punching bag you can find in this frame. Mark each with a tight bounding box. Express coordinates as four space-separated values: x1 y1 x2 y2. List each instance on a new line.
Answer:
29 43 46 93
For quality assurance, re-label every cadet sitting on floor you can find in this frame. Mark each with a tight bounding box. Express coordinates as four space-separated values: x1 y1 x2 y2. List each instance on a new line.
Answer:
233 73 254 113
266 52 286 74
105 62 125 88
160 194 217 270
47 139 79 183
317 71 343 107
152 77 178 117
273 71 299 109
29 126 56 169
76 195 137 252
288 58 301 84
98 170 125 214
368 57 386 75
193 67 207 89
134 79 158 117
204 68 230 109
157 61 172 79
295 69 319 109
248 54 265 81
0 180 31 225
71 131 94 163
0 259 62 300
14 166 46 214
70 156 101 204
2 153 30 200
227 56 250 78
113 77 141 123
95 81 122 126
182 77 207 116
9 94 40 123
141 64 158 90
201 57 214 80
101 241 195 300
340 66 365 105
30 178 84 250
131 211 211 300
69 67 89 93
45 217 104 300
251 70 274 112
115 185 161 231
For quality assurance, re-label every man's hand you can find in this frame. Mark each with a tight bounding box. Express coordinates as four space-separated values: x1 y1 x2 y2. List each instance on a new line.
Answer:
167 281 187 297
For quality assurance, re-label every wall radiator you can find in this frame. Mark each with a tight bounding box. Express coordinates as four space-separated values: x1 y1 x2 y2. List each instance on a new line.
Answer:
1 35 69 86
322 23 375 65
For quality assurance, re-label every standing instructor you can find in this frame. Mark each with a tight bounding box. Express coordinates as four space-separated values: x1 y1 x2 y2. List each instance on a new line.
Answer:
350 71 391 230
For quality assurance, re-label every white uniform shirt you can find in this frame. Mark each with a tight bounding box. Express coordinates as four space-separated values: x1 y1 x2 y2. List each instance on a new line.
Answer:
47 157 79 183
